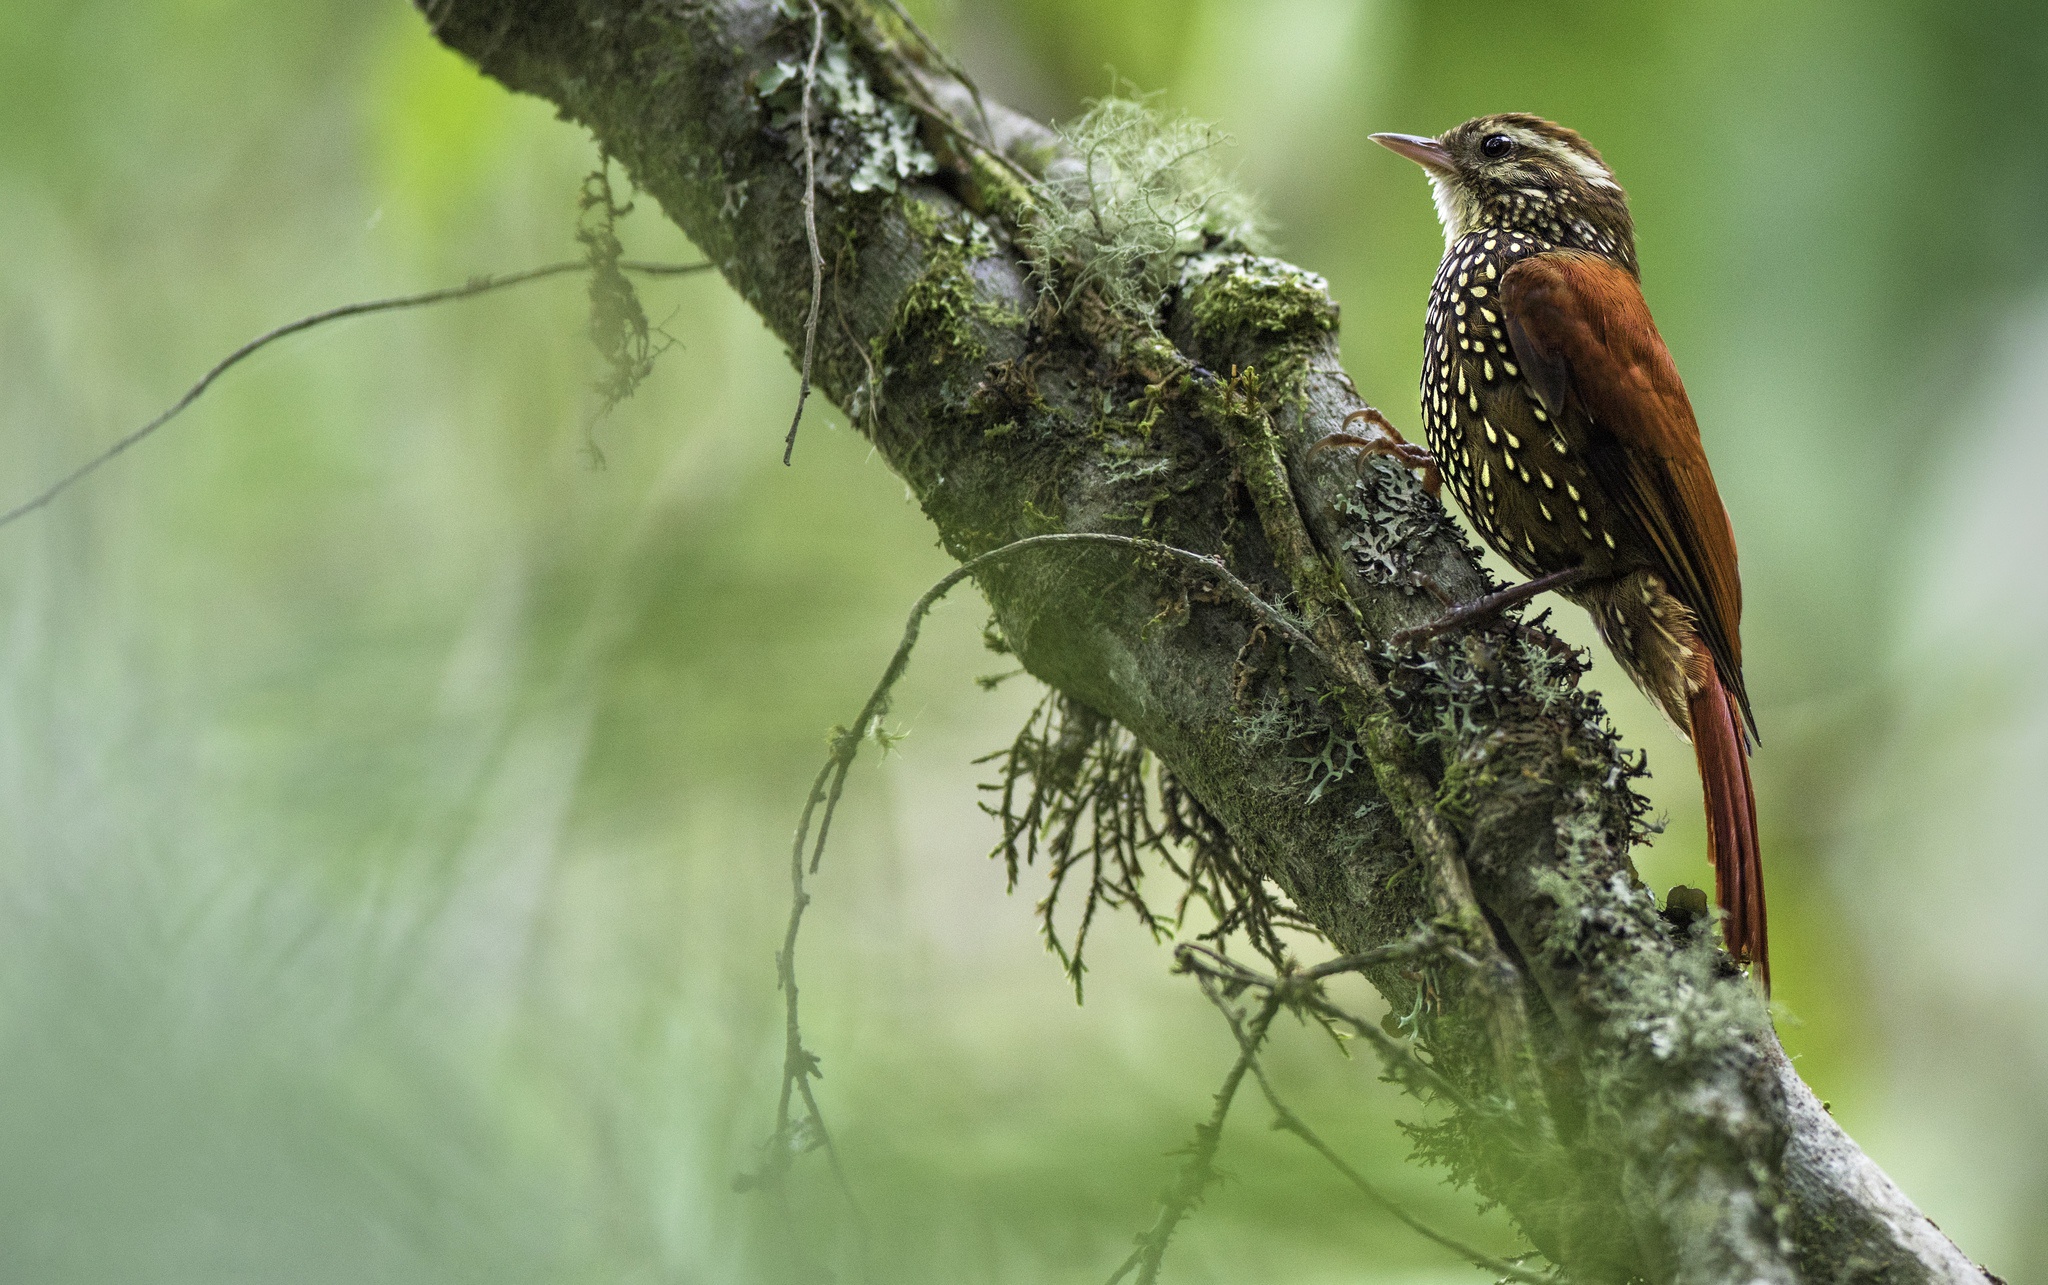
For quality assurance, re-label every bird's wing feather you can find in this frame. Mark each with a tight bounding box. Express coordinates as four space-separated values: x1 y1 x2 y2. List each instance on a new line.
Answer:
1500 250 1755 739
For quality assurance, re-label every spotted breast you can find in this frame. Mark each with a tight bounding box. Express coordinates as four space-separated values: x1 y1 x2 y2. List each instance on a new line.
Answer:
1422 228 1629 585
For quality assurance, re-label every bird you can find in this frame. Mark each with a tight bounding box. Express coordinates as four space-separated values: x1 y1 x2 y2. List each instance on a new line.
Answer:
1341 113 1768 988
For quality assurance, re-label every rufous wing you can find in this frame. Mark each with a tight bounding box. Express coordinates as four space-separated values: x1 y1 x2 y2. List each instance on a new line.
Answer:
1500 250 1756 742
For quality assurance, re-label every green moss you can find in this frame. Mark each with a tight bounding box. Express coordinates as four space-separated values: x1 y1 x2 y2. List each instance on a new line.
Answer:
901 190 946 241
1182 251 1338 350
1019 499 1063 533
1196 361 1364 702
881 196 1027 384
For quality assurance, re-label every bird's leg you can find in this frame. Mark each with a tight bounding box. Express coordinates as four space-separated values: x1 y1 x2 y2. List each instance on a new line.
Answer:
1409 573 1457 608
1312 408 1441 498
1391 564 1591 647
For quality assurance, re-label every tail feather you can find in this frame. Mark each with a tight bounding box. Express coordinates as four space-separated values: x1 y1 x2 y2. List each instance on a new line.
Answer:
1689 669 1768 990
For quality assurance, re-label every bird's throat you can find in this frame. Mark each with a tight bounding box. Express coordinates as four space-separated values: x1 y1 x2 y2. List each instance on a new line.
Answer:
1427 173 1483 249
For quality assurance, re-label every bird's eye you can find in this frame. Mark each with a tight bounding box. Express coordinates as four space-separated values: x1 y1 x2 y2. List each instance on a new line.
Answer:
1480 134 1513 159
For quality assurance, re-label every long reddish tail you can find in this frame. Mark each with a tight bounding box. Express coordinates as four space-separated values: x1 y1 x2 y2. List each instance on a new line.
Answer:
1689 669 1768 991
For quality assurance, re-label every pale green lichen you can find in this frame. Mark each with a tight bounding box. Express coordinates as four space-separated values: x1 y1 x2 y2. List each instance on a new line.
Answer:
1232 691 1365 806
756 40 936 194
1023 96 1267 319
1536 785 1770 1069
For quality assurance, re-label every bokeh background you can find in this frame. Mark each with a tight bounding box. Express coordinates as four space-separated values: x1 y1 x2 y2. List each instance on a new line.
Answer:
2 0 2044 1280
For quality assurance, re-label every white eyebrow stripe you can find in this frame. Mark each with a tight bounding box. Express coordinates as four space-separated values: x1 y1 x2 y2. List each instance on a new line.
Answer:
1549 140 1620 189
1497 126 1620 189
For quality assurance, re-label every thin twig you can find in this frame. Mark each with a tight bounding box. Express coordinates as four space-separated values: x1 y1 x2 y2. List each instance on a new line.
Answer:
1193 969 1560 1285
829 248 882 433
825 0 1041 193
793 531 1327 885
874 0 993 144
895 89 1043 192
1173 943 1475 1113
771 751 872 1270
767 527 1357 1284
1184 932 1439 985
0 258 712 535
781 0 828 466
1107 984 1284 1285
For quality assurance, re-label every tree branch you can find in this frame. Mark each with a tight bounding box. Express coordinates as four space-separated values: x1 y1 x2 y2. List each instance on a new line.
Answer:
419 2 1998 1281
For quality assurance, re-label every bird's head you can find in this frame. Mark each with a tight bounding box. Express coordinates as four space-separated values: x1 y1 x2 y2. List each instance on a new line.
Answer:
1373 113 1637 272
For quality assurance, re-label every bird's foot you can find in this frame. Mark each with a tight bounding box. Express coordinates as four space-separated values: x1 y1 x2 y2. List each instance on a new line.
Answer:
1312 409 1442 498
1391 565 1591 647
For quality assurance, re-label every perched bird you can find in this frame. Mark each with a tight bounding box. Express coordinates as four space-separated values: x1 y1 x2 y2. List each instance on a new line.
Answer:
1351 114 1767 987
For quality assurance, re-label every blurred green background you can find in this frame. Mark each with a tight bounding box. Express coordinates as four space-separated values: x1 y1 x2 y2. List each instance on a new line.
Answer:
2 0 2044 1280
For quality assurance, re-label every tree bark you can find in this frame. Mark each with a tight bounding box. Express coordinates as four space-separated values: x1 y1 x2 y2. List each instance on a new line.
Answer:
419 2 1997 1280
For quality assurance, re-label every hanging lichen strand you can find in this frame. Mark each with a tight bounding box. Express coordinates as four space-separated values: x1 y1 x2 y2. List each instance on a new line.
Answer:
976 688 1313 999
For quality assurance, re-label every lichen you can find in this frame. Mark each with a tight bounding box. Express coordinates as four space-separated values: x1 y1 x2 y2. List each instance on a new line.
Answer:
979 691 1314 999
577 163 670 449
1230 690 1365 806
1022 96 1267 320
1535 782 1771 1076
755 38 936 195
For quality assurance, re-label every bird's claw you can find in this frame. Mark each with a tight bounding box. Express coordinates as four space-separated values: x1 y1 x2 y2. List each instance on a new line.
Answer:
1311 409 1442 498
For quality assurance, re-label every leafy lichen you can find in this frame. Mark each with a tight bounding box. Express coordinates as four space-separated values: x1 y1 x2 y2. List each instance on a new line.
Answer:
755 37 936 195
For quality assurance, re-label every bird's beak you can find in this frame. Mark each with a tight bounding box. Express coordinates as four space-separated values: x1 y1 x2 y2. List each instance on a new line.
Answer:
1371 132 1455 175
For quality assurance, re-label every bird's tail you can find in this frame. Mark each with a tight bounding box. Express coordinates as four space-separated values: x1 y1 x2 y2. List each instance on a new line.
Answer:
1689 667 1767 991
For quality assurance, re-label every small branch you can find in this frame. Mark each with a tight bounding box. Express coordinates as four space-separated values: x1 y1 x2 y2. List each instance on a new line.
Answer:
0 258 712 535
1174 943 1473 1113
794 530 1331 886
1107 985 1284 1285
765 746 872 1278
1192 967 1559 1285
780 0 828 466
863 0 995 149
1119 939 1553 1284
765 529 1337 1263
1181 931 1442 985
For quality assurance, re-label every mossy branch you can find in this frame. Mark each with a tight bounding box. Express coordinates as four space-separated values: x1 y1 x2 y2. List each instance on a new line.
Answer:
419 2 2001 1282
1208 366 1544 1113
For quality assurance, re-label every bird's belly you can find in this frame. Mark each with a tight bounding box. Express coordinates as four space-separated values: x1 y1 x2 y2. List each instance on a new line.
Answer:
1423 355 1625 582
